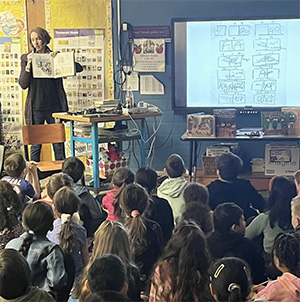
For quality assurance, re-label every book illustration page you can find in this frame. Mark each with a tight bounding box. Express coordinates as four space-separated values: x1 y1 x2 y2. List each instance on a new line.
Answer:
32 54 53 78
54 52 75 77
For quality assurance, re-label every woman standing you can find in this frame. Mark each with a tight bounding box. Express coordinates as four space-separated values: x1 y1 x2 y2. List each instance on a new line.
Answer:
19 27 82 161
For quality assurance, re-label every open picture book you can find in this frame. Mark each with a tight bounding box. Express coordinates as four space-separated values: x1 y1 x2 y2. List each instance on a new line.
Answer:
32 51 75 78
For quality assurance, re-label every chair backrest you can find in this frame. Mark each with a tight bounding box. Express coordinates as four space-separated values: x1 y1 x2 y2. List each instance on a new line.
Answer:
22 123 66 146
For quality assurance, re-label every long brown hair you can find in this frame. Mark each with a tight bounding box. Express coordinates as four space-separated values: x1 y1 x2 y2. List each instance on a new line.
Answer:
76 220 137 301
53 186 80 253
120 183 149 256
151 220 211 301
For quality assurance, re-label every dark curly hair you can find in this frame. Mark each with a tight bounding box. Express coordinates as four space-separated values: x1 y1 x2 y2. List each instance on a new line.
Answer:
0 180 23 231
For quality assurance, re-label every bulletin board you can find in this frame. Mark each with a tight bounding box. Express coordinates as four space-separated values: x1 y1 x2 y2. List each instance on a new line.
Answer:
45 0 114 99
0 0 27 150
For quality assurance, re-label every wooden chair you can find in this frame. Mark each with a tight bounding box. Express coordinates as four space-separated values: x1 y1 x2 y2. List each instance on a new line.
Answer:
22 123 66 173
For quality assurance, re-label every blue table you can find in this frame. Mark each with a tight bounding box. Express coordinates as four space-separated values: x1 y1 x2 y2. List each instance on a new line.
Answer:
53 112 162 188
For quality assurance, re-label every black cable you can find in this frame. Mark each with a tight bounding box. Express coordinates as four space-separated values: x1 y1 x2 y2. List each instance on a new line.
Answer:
131 140 140 168
155 115 175 149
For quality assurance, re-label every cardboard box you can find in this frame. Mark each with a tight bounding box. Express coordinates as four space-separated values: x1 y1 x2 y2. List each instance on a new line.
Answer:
261 111 288 135
213 109 237 137
281 107 300 136
202 155 220 175
264 144 299 176
187 114 215 137
86 157 129 178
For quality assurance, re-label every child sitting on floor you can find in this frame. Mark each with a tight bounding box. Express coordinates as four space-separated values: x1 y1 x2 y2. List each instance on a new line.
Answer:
207 202 266 285
5 202 67 294
157 154 189 219
120 183 163 290
35 172 74 217
149 220 211 302
256 233 300 302
207 152 265 221
209 257 252 302
62 156 106 237
86 254 129 300
291 195 300 234
102 167 134 221
293 170 300 195
0 249 55 302
0 180 23 250
135 167 174 244
47 186 89 279
2 153 40 206
181 182 214 237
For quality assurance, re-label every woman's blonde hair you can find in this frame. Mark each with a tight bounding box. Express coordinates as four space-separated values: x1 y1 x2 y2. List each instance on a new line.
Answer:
76 220 135 301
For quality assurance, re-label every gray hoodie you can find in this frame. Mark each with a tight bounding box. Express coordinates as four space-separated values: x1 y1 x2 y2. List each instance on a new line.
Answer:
157 176 189 218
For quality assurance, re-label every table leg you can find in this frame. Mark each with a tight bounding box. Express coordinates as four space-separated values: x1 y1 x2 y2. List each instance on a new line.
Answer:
70 121 75 156
91 123 99 188
141 118 146 167
193 141 198 182
189 140 194 181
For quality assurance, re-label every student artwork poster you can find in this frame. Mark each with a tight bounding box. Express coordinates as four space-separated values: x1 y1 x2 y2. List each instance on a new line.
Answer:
54 29 105 112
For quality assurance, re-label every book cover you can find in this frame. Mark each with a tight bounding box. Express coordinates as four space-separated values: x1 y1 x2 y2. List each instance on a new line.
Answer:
32 51 75 78
213 109 237 137
261 111 288 135
187 114 215 137
281 107 300 136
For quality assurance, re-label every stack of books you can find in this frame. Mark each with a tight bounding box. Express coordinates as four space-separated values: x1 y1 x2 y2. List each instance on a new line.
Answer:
94 99 120 111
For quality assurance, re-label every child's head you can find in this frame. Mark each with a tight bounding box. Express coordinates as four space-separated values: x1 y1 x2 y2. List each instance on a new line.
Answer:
294 170 300 187
157 220 210 301
182 183 212 233
92 221 133 264
213 202 245 235
111 167 134 189
20 202 54 256
209 257 252 302
46 172 74 199
62 156 85 183
217 152 243 181
120 183 149 255
183 182 209 205
0 249 31 300
77 220 134 301
4 153 26 178
120 183 149 218
87 254 127 295
165 154 185 178
53 186 80 216
267 176 296 230
53 186 80 253
135 167 158 193
291 195 300 229
272 233 300 277
0 180 23 231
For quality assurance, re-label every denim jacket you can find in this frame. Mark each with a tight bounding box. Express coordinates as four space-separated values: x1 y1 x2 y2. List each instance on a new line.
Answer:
6 233 67 292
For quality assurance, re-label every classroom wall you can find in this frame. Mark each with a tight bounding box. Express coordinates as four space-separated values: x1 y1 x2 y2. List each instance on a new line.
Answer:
113 0 300 171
